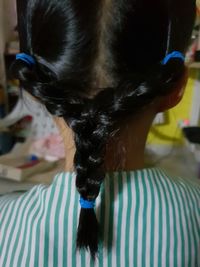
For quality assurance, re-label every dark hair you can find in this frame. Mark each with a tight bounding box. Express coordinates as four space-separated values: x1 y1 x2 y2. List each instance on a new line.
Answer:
12 0 196 260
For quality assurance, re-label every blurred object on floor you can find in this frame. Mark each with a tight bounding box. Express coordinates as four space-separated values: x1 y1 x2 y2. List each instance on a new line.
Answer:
0 159 65 195
182 126 200 144
0 152 57 181
182 126 200 178
0 139 62 182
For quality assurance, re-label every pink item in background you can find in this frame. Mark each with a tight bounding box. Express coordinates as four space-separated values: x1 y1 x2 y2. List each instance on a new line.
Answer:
30 134 65 161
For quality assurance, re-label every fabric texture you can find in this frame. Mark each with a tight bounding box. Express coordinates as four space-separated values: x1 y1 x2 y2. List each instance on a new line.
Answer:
0 168 200 267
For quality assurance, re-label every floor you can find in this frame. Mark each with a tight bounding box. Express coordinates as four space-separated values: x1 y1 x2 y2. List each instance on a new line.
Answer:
145 145 199 179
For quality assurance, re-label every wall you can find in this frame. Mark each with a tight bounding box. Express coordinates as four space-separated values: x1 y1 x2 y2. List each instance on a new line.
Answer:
0 0 17 106
0 0 5 86
4 0 17 42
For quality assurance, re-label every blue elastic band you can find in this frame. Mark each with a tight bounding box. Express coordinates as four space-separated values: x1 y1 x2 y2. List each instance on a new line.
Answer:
80 197 95 209
162 51 185 65
16 53 36 66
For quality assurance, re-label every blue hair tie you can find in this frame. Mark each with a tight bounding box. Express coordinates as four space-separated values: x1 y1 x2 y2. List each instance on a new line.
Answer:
80 197 95 209
162 51 185 65
16 53 36 66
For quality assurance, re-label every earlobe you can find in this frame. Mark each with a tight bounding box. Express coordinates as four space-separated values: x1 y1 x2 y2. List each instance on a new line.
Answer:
157 67 188 112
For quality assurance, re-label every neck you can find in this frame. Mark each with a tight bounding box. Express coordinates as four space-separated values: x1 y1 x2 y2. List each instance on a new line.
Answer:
104 111 155 171
56 108 155 172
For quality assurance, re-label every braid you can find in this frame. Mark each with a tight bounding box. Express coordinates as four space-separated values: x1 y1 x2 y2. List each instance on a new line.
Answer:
63 100 109 258
64 59 185 259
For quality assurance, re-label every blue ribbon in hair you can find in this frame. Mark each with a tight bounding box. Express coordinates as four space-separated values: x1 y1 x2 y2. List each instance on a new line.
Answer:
80 197 95 209
162 51 185 65
16 53 36 66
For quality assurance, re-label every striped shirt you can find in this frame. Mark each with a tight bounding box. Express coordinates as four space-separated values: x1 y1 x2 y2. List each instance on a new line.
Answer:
0 168 200 267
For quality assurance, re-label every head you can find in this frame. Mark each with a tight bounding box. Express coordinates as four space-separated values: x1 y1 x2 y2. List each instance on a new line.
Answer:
12 0 196 259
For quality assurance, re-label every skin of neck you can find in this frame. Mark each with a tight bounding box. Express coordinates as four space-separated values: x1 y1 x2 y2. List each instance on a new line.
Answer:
54 103 157 172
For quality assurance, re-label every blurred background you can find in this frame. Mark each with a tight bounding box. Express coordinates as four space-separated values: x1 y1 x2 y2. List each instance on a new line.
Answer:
0 1 200 194
0 0 65 194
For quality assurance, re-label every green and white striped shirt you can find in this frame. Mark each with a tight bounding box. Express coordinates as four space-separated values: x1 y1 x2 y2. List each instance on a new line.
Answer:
0 168 200 267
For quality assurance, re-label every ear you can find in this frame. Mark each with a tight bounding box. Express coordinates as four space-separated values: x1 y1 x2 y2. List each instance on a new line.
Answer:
157 68 188 112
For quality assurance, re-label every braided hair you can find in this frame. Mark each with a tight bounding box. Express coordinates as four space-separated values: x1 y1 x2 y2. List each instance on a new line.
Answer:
12 0 195 260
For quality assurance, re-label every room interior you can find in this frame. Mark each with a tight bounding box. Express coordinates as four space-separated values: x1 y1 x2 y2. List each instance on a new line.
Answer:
0 0 200 195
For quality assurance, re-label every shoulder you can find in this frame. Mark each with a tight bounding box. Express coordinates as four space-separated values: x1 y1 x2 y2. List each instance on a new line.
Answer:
121 168 200 213
138 168 200 214
0 184 47 219
140 167 200 192
155 168 200 195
